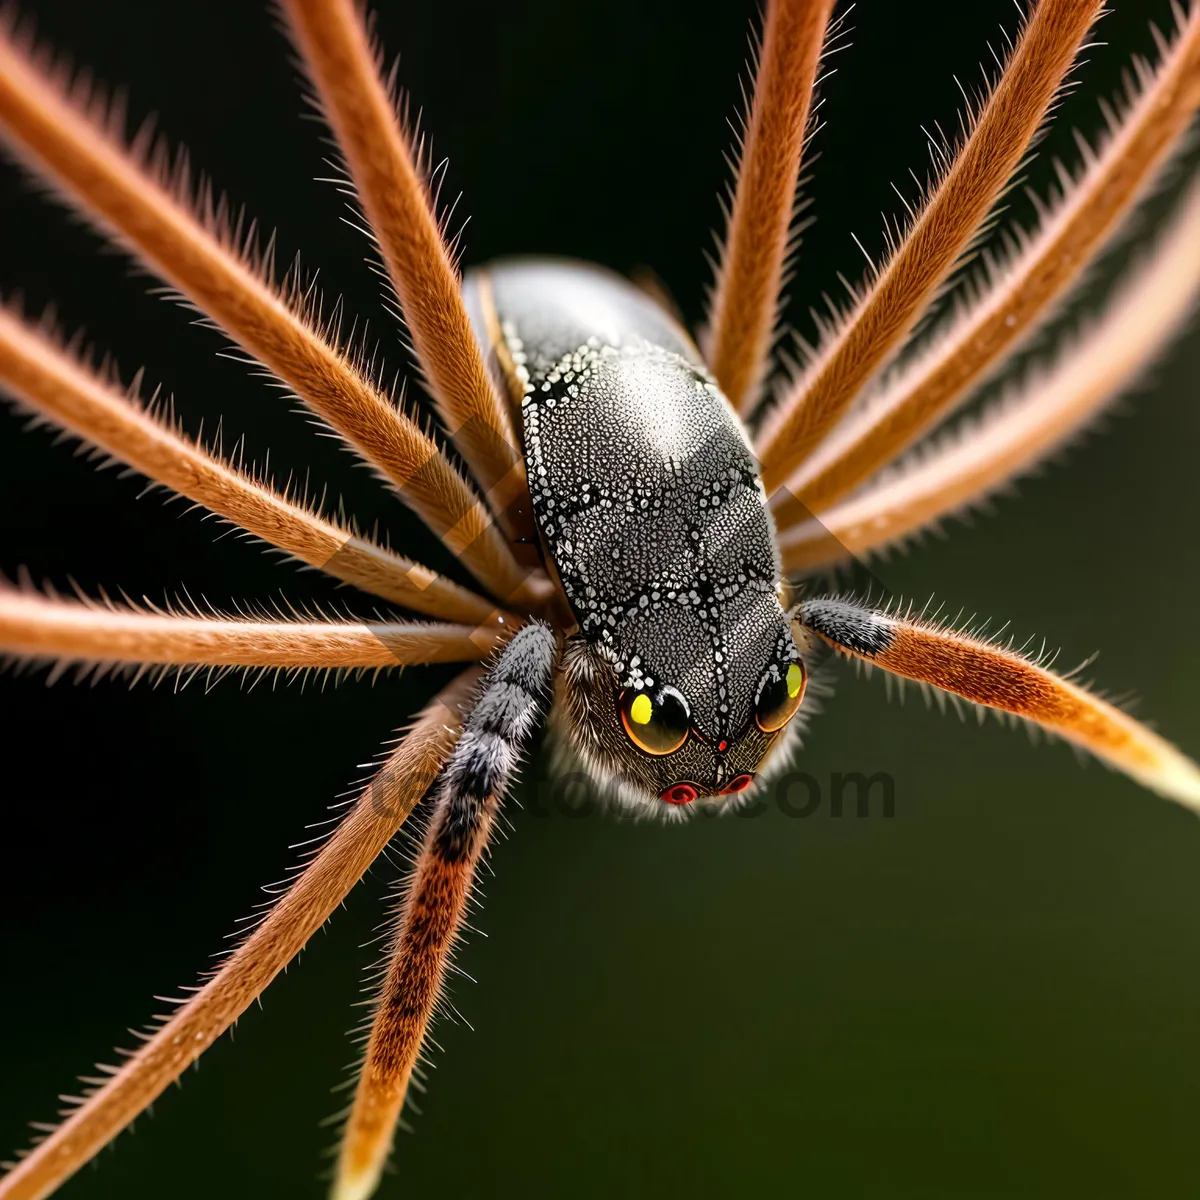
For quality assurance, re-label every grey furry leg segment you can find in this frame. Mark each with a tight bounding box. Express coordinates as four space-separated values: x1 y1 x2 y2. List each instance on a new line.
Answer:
434 621 558 861
794 597 896 658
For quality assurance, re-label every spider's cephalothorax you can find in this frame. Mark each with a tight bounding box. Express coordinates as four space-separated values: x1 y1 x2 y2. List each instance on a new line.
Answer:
2 1 1200 1198
466 261 805 807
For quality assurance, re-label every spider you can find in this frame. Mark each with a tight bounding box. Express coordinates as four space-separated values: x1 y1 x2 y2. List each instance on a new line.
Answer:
2 0 1200 1197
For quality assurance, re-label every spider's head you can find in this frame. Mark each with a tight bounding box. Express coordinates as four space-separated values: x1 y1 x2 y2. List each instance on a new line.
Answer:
554 593 810 815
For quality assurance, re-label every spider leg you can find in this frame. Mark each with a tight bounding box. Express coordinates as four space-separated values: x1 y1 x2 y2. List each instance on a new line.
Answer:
281 0 531 543
775 6 1200 517
333 622 558 1200
795 597 1200 810
0 584 502 675
0 304 508 627
753 0 1103 493
0 29 549 609
703 0 836 414
779 169 1200 574
0 670 480 1200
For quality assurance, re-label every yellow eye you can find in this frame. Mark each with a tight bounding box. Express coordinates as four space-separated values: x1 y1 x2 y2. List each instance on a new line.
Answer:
618 687 690 755
754 661 806 733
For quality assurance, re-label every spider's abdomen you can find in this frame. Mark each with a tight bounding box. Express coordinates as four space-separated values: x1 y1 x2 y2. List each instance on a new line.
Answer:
465 260 784 743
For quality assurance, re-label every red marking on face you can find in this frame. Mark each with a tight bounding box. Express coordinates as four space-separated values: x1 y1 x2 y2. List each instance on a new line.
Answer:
717 739 729 752
719 774 754 795
661 783 698 805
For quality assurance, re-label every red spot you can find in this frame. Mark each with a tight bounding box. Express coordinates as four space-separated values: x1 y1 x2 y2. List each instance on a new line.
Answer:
661 783 698 805
719 774 754 795
717 739 729 752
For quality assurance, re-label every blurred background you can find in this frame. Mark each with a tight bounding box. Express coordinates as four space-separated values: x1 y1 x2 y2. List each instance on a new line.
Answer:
1 0 1199 1195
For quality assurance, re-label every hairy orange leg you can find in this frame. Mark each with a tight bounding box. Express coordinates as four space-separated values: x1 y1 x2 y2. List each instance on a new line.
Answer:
704 0 835 414
780 171 1200 573
0 305 506 627
796 599 1200 809
0 672 479 1200
0 586 503 670
334 624 556 1200
281 0 531 540
0 29 547 608
755 0 1104 492
776 5 1200 516
335 785 499 1200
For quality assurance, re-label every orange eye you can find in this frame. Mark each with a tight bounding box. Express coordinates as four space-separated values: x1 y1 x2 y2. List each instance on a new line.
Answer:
618 686 690 755
754 661 806 733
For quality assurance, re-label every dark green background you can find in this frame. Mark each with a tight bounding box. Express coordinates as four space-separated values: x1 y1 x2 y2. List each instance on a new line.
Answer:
2 1 1199 1196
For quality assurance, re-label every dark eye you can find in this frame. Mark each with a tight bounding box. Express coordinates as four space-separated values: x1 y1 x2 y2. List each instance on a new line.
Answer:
755 661 806 733
618 686 690 755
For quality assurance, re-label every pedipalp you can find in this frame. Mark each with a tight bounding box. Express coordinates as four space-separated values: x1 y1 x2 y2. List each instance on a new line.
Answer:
795 595 1200 810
